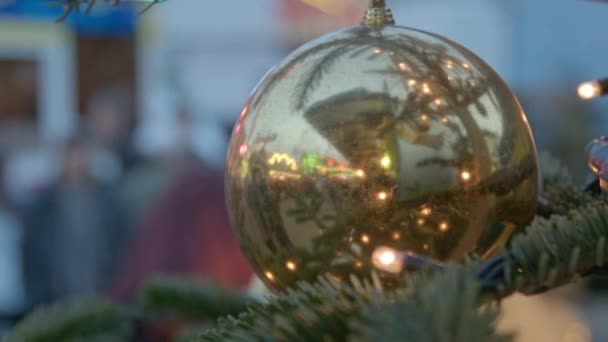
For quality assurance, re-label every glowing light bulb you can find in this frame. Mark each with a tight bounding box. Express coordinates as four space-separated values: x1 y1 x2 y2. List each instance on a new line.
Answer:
398 62 408 71
377 192 388 201
374 48 382 55
286 261 297 271
392 231 401 240
441 116 449 124
265 271 275 281
380 155 391 168
361 234 370 244
239 144 248 156
578 81 602 99
372 246 403 273
355 169 366 178
439 221 449 232
460 170 472 182
408 79 417 86
378 250 395 264
417 218 425 226
419 114 429 122
355 261 364 268
462 63 470 69
423 243 429 251
420 207 432 216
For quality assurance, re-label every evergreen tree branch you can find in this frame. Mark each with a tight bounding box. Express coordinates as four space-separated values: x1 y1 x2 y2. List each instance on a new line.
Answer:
504 197 608 294
137 276 249 321
2 298 133 342
197 267 511 342
351 267 512 342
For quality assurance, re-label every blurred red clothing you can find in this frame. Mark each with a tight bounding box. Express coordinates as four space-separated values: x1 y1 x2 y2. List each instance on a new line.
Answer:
111 164 253 301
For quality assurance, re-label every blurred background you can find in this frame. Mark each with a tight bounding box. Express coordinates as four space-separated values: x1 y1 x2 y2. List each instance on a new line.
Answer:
0 0 607 340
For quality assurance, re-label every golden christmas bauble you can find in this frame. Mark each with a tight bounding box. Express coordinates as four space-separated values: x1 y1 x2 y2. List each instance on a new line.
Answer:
226 5 539 291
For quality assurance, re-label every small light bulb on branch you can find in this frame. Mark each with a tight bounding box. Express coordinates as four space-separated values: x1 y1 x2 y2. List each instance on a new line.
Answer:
372 246 445 274
372 247 403 273
578 79 608 99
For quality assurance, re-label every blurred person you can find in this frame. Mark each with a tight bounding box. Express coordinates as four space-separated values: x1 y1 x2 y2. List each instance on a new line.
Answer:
0 159 26 325
111 108 252 341
76 85 137 193
118 107 194 231
85 85 136 169
22 137 126 307
112 108 252 299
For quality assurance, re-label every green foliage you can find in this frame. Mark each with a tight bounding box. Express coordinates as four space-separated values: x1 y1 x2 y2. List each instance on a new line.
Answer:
3 298 133 342
507 198 608 294
138 276 249 320
351 267 512 342
197 267 511 342
200 275 376 341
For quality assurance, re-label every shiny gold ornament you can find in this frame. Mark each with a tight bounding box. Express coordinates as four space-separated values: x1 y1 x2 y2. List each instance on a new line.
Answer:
226 1 539 291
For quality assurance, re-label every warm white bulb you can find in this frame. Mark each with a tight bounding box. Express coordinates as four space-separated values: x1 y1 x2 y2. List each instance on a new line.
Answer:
285 261 297 271
460 170 472 182
380 155 391 168
578 81 602 100
379 251 395 264
420 207 432 216
372 246 403 273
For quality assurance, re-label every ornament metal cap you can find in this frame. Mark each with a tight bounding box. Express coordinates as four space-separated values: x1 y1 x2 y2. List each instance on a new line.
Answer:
361 0 395 26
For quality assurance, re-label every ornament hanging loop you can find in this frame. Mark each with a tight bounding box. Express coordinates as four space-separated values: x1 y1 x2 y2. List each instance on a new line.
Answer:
362 0 395 27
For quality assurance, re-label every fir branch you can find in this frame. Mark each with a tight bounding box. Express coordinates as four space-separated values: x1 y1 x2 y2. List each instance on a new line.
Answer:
504 198 608 294
351 267 512 342
541 183 594 215
3 298 133 342
197 268 511 342
198 276 379 341
137 276 249 321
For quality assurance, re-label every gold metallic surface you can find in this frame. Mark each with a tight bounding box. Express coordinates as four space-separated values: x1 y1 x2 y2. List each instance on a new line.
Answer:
225 25 539 291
